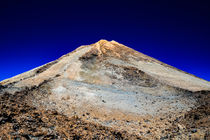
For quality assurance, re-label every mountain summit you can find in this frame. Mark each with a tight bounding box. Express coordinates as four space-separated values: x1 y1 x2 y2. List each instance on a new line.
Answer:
2 40 209 91
0 40 209 139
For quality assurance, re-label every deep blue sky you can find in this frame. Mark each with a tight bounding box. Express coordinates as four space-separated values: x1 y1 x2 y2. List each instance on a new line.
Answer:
0 0 210 81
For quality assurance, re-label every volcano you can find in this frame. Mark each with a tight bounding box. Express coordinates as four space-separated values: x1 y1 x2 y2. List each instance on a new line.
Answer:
0 40 209 139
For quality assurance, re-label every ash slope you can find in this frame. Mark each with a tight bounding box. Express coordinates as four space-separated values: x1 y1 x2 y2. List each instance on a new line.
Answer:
0 40 210 139
1 40 210 91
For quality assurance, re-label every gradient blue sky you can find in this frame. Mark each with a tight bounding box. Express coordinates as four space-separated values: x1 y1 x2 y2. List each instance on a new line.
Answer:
0 0 210 81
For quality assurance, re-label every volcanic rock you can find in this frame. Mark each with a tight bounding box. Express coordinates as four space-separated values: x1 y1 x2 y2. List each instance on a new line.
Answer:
0 40 209 139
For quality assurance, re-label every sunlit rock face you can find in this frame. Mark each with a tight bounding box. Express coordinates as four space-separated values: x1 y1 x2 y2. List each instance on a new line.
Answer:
0 40 209 139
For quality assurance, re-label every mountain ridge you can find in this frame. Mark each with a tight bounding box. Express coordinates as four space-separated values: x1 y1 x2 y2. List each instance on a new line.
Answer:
1 40 209 92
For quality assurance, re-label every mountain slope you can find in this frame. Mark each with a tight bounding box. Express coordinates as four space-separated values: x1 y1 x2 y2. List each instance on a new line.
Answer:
1 40 210 91
0 40 209 139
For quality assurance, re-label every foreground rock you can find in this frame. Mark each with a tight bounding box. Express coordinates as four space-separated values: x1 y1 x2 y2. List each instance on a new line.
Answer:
0 40 210 139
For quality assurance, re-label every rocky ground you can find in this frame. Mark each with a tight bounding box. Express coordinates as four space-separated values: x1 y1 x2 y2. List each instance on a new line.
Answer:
0 84 209 139
0 89 141 139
